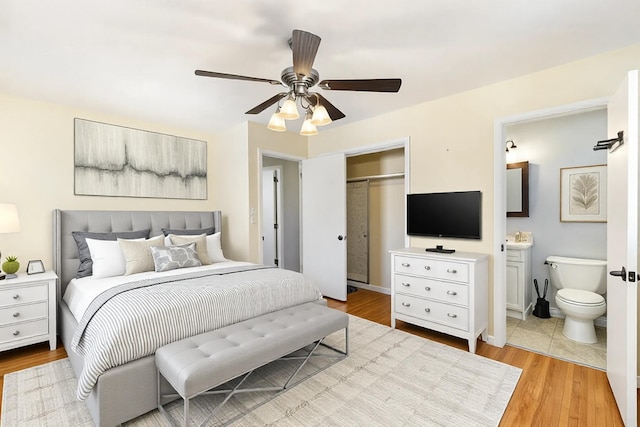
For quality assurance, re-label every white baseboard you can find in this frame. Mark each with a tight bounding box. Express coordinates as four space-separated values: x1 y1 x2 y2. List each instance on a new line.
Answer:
347 280 391 295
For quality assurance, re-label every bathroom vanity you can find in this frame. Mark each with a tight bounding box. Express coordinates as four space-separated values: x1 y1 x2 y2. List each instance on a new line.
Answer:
390 247 489 353
506 242 533 320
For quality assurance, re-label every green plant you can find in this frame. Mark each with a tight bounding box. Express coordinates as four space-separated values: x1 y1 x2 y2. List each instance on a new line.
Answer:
2 255 20 274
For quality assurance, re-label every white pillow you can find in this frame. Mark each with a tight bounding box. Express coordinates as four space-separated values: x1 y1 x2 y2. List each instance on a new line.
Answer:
206 232 227 263
86 238 142 279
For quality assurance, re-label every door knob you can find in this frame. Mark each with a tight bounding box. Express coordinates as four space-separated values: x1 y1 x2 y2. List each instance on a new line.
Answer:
338 235 346 241
609 266 627 281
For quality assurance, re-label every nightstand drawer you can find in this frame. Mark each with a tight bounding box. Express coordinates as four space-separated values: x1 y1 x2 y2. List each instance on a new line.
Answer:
0 302 48 324
394 256 469 283
0 318 49 344
394 274 469 306
0 284 48 307
395 294 469 331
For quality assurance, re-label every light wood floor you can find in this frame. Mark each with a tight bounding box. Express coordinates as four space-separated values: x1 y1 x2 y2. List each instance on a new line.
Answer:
0 289 633 426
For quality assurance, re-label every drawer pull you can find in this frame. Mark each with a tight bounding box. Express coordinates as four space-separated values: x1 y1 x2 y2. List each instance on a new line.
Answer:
13 312 20 318
424 266 431 271
446 290 458 296
401 263 410 267
424 286 431 291
446 269 457 274
401 302 411 307
13 330 20 336
424 308 431 313
13 294 20 300
447 313 458 318
401 282 410 287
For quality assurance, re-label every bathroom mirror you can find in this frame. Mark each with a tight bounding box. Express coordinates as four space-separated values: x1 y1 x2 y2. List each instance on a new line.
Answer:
506 161 529 217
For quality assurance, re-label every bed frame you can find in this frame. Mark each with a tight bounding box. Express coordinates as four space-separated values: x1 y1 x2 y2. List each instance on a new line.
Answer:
53 209 223 427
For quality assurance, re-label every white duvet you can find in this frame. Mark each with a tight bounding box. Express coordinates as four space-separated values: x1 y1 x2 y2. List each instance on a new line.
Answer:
63 260 253 322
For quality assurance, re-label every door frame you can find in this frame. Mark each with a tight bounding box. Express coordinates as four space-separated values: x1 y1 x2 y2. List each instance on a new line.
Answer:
492 97 609 347
258 150 306 270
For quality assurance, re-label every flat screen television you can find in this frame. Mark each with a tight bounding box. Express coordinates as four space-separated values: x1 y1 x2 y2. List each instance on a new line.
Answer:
407 191 481 239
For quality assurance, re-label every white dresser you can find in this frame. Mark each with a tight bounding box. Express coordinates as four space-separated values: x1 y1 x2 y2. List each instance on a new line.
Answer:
0 270 58 352
390 248 489 353
506 243 533 320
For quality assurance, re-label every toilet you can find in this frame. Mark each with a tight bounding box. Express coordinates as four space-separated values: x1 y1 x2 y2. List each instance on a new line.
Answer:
546 256 607 344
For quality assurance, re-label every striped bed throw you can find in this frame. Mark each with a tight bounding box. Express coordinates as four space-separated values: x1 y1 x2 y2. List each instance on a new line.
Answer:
71 265 323 400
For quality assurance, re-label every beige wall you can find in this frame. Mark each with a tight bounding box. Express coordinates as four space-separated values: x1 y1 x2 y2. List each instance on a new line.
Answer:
309 43 640 336
0 92 228 270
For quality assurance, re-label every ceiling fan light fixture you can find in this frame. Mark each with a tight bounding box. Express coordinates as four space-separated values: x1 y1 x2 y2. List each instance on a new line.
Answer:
311 104 331 126
267 111 287 132
278 97 299 120
300 113 318 136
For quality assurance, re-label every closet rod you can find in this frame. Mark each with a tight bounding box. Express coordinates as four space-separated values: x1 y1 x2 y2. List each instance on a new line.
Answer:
346 172 404 183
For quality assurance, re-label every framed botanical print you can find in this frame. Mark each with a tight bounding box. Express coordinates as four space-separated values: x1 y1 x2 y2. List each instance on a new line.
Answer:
560 164 607 222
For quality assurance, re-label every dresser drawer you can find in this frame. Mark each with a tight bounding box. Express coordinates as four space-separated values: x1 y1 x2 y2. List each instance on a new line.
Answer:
395 294 469 331
0 302 48 324
394 256 469 283
394 274 469 306
0 284 48 308
0 318 49 344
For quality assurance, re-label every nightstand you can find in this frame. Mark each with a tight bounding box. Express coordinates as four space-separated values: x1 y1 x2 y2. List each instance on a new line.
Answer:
0 270 58 352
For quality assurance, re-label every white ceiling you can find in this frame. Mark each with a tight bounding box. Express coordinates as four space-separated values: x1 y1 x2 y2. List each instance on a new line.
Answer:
2 0 640 135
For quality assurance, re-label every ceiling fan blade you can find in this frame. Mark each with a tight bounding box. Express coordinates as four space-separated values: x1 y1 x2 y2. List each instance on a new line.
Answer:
245 93 288 115
195 70 282 86
318 78 402 92
311 93 346 121
291 30 321 77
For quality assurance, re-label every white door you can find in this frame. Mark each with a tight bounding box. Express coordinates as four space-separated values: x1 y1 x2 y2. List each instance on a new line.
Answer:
302 153 347 301
262 167 282 267
606 69 639 426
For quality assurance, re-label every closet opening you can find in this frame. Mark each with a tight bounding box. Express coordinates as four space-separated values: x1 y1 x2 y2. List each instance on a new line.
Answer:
346 148 405 295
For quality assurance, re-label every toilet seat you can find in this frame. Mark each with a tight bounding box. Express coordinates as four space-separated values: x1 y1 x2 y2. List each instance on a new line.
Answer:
556 288 605 307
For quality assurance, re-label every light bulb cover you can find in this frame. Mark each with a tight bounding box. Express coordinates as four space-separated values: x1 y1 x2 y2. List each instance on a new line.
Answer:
300 118 318 136
267 113 287 132
278 98 299 120
311 104 332 126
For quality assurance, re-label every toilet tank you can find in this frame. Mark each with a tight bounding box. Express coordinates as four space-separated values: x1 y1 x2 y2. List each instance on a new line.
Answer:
545 256 608 294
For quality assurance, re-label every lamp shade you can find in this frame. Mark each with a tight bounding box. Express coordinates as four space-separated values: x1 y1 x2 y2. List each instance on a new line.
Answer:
300 118 318 136
278 98 300 120
311 104 332 126
267 112 287 132
0 204 20 233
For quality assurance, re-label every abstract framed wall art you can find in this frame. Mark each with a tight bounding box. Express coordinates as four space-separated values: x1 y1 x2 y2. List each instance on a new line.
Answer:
74 119 207 200
560 164 607 222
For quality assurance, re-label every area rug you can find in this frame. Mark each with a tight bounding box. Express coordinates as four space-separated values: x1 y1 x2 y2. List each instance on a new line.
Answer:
2 316 521 426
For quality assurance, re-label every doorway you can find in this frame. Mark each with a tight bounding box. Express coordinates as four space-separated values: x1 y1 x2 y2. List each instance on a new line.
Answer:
503 109 608 369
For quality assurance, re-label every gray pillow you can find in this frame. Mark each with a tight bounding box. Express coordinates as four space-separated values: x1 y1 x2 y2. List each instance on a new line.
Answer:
72 229 150 278
161 226 215 237
150 243 202 272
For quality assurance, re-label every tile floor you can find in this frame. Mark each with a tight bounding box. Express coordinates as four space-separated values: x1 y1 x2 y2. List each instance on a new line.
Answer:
506 315 606 370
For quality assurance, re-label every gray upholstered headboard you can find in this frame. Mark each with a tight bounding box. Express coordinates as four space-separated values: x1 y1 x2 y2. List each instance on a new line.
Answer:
53 209 222 295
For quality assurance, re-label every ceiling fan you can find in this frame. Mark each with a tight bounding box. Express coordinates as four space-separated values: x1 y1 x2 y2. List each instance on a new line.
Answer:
195 29 402 135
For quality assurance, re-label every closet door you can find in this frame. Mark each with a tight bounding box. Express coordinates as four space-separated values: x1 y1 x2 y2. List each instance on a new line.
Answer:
347 180 369 283
302 153 347 301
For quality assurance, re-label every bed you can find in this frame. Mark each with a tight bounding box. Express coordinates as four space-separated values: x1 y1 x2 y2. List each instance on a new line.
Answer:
53 209 323 426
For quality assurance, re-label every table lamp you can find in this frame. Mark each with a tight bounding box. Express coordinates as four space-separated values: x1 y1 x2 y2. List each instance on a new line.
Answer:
0 204 20 279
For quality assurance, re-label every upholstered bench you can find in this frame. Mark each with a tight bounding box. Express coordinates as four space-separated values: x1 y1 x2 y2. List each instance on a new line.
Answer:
156 302 349 426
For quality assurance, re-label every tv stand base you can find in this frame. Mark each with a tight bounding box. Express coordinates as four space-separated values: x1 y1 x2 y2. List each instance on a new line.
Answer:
425 245 455 254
